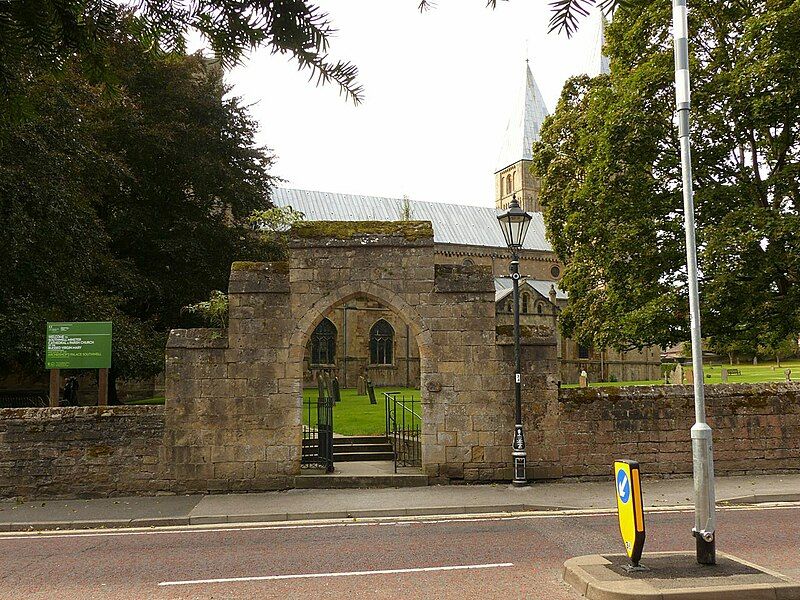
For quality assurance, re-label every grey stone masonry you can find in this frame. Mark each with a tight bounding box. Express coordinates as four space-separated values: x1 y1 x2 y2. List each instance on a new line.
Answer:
0 406 166 499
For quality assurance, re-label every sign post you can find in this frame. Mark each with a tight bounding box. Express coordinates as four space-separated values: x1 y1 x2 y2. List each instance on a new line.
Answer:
45 322 113 406
614 460 646 570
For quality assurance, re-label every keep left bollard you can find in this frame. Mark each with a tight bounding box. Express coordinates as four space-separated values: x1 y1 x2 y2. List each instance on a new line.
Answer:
614 460 647 571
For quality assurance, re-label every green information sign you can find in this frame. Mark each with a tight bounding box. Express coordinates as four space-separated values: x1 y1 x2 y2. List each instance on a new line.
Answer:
45 322 112 369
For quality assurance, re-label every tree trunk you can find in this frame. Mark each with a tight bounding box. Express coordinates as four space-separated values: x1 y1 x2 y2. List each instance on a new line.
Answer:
108 369 120 405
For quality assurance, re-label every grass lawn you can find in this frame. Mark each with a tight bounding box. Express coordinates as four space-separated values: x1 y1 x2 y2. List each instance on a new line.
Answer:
687 360 800 384
303 387 421 436
562 360 800 388
124 396 166 405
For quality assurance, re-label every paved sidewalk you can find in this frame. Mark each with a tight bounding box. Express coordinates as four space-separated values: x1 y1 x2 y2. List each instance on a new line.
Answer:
1 473 798 532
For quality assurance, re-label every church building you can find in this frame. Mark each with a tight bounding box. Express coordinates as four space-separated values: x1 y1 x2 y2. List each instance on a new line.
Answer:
272 31 660 386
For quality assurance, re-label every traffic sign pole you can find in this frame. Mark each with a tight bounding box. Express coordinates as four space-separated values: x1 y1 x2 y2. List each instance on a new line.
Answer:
671 0 716 564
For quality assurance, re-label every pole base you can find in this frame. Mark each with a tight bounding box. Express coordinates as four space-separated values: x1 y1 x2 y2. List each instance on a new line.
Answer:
694 532 716 565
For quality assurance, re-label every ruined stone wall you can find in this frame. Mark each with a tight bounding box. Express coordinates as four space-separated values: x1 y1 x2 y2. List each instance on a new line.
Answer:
554 383 800 479
0 406 166 499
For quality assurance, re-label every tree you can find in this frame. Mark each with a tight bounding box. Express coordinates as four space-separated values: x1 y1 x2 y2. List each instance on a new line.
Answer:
0 34 278 398
532 0 800 352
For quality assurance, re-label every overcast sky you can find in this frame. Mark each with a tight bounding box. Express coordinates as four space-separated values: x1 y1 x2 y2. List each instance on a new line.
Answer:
211 1 603 208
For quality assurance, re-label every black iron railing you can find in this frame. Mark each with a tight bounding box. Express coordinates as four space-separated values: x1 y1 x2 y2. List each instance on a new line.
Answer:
301 392 333 473
384 391 421 472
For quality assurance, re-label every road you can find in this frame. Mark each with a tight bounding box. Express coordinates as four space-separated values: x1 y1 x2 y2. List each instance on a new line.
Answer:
0 504 798 599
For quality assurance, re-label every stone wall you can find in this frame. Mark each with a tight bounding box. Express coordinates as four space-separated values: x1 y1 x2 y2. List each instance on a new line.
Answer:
0 406 166 499
554 383 800 479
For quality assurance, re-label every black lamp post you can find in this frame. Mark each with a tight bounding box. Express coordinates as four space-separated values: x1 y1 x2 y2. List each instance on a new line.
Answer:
497 194 533 486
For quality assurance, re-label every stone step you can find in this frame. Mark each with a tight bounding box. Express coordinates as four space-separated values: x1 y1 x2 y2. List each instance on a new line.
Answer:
333 435 389 446
335 444 394 454
333 451 396 462
294 473 428 489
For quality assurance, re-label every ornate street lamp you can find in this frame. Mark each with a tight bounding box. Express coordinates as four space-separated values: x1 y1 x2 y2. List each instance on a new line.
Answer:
497 194 533 486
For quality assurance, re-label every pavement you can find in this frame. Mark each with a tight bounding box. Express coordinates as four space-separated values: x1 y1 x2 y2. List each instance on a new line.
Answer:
1 472 799 531
564 552 800 599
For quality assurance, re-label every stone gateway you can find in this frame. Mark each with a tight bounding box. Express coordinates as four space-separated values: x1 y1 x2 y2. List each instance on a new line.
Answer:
163 221 558 491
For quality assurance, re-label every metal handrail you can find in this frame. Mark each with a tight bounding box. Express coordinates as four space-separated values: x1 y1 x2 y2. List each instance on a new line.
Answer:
384 391 421 473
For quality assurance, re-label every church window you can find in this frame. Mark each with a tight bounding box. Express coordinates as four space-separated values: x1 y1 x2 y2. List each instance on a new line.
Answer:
311 318 336 365
578 344 590 359
462 258 475 267
537 303 543 315
370 319 394 365
551 265 561 278
506 174 512 195
521 293 529 313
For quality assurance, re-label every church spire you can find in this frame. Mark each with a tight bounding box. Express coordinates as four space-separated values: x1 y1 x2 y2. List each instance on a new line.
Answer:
495 61 549 174
494 61 548 214
586 9 610 76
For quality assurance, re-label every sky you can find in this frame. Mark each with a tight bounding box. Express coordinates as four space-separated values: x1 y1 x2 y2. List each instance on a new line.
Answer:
203 1 604 208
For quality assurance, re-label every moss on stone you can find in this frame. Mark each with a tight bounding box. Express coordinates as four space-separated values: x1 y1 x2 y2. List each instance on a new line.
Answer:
290 221 433 241
231 261 289 273
231 261 265 271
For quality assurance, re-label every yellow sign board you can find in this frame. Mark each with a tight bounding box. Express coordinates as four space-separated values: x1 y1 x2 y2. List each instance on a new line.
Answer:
614 460 646 566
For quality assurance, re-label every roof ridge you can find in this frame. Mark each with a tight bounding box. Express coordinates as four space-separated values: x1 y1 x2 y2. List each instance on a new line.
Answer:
276 187 496 212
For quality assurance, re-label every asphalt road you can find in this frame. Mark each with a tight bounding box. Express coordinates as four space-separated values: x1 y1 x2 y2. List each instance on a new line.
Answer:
0 504 798 599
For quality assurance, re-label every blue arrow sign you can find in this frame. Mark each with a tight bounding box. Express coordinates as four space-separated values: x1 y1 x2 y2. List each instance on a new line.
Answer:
617 468 630 503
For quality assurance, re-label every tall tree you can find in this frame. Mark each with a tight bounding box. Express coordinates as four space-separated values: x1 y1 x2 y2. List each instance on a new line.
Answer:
0 33 277 395
532 0 800 352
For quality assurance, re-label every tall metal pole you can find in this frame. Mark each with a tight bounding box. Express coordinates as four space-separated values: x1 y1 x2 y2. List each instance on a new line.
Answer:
672 0 716 565
511 255 527 486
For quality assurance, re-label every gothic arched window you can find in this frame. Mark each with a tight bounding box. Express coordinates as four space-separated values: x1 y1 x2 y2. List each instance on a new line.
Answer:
370 319 394 365
537 303 544 315
311 318 336 365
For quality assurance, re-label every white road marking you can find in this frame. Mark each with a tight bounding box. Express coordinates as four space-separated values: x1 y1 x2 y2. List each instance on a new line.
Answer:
0 502 797 541
158 562 515 587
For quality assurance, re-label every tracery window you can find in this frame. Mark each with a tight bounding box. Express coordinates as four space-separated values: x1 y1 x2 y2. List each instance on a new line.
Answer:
369 319 394 365
311 318 336 365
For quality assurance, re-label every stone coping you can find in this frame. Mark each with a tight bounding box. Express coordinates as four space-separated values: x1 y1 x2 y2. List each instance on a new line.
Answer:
560 382 800 402
0 405 165 419
563 552 800 599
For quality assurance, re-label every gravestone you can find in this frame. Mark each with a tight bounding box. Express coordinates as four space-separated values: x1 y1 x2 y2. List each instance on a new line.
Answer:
579 370 588 388
367 380 377 405
786 369 792 382
332 377 341 404
357 375 366 396
323 372 334 398
670 364 684 385
316 373 326 399
721 368 728 383
686 369 694 385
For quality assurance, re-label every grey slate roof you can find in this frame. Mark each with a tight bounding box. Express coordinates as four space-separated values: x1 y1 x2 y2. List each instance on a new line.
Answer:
495 63 550 173
495 277 568 304
272 188 553 252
